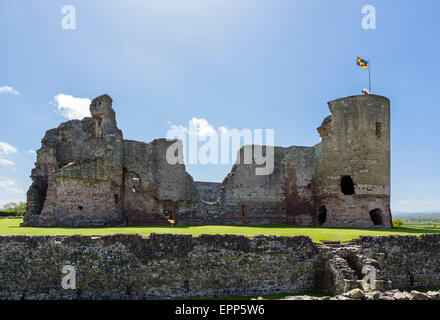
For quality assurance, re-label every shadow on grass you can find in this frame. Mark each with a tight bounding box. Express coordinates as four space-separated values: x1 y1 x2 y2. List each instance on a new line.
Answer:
14 223 440 233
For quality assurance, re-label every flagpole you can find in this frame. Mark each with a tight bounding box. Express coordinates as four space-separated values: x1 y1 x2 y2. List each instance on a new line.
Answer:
368 59 372 93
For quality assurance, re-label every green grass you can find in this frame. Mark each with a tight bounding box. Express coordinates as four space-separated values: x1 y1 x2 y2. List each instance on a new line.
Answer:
1 218 440 243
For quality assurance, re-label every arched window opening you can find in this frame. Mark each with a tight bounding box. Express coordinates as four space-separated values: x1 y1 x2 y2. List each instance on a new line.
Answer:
369 209 383 225
341 176 355 195
318 206 327 225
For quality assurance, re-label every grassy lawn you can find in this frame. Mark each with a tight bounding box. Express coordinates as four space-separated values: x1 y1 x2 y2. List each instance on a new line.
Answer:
1 218 440 243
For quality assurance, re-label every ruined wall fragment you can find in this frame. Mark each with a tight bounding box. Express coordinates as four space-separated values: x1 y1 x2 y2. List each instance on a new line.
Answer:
22 95 199 227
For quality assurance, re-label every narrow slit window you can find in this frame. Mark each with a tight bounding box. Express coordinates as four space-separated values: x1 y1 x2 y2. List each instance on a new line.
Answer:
375 122 382 138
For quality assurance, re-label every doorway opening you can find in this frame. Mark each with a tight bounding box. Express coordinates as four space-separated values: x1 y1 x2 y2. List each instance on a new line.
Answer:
369 209 383 225
340 176 355 195
318 206 327 225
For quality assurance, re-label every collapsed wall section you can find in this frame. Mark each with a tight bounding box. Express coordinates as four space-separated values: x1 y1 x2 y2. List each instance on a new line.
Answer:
22 95 200 227
122 139 199 225
22 94 393 228
177 145 317 226
22 104 126 227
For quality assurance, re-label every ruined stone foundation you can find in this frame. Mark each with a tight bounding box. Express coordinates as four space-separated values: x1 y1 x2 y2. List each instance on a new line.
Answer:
22 94 199 227
23 94 392 228
0 234 439 299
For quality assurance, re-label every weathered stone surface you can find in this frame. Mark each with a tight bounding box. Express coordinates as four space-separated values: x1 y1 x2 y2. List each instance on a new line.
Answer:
284 295 318 300
282 289 440 301
0 234 320 300
410 291 429 300
349 234 440 290
23 94 392 228
177 95 392 228
426 291 440 300
364 291 381 300
345 288 364 299
313 95 392 228
22 95 198 227
393 291 412 300
194 182 221 202
0 234 440 300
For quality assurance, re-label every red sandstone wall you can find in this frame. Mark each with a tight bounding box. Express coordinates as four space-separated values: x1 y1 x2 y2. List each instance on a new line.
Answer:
313 95 392 228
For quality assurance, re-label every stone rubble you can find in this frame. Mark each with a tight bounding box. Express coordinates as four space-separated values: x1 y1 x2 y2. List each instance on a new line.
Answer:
277 289 440 301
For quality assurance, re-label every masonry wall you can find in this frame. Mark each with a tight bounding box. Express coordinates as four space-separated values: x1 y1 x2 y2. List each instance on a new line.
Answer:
0 234 320 300
313 95 392 228
195 181 221 202
1 234 440 300
178 146 317 226
23 94 393 229
23 95 200 228
122 139 199 225
22 95 125 227
350 235 440 290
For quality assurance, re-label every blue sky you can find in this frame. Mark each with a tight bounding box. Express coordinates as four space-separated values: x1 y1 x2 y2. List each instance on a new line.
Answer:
0 0 439 212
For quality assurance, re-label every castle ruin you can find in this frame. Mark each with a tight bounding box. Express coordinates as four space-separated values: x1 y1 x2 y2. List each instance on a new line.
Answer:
22 94 392 228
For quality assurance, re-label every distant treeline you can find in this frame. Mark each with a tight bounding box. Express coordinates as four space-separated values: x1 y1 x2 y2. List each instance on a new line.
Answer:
0 210 24 217
393 212 440 225
0 201 26 217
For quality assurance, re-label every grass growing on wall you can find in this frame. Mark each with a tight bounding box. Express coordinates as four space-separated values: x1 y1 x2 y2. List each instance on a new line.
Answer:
1 219 440 243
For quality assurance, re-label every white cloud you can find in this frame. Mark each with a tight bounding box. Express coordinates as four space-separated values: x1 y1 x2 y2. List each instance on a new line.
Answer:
168 121 188 133
169 118 220 139
189 118 217 138
28 149 36 154
0 141 17 155
52 94 91 120
218 126 230 135
0 178 24 194
0 141 17 170
0 86 20 95
0 159 15 166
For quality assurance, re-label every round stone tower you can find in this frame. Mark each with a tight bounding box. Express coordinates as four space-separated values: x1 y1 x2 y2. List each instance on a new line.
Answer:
314 94 392 228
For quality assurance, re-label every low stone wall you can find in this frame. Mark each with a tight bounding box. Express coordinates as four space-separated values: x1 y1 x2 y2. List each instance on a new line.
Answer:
0 234 321 300
176 201 288 226
1 234 440 300
350 234 440 290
